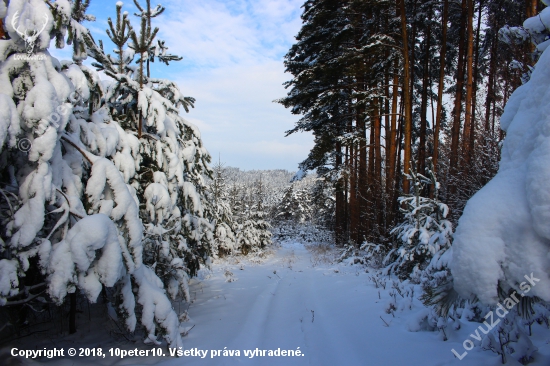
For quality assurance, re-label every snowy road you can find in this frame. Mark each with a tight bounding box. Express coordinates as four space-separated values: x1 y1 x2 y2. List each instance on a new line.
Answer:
152 242 550 366
12 242 549 366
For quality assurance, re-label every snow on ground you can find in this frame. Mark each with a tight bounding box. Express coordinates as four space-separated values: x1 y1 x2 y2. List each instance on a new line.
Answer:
4 241 550 366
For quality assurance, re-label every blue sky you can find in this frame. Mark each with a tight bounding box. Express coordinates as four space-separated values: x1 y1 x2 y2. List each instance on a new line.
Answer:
51 0 312 171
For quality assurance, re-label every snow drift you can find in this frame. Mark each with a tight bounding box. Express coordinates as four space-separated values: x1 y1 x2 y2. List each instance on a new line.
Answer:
451 24 550 305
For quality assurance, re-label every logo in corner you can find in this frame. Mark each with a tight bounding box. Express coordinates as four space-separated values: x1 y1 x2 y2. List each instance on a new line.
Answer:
11 11 48 59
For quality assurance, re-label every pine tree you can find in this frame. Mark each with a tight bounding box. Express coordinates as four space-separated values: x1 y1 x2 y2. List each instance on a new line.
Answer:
235 178 272 255
208 160 237 256
387 161 453 279
132 0 181 77
0 0 184 346
310 176 335 228
0 0 217 347
274 182 313 225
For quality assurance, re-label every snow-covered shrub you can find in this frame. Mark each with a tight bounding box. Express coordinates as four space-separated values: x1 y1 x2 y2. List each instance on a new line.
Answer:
386 163 452 280
481 312 538 365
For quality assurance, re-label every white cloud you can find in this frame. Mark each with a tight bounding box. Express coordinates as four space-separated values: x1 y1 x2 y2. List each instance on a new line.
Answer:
178 60 313 170
160 0 303 67
159 0 311 170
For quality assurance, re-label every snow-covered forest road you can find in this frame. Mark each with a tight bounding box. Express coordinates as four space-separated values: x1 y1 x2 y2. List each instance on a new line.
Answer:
11 242 549 366
153 242 549 366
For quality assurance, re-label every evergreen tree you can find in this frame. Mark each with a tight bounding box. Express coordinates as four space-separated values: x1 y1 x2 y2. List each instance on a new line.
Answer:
208 160 237 256
235 178 272 255
387 161 453 279
310 176 335 228
0 0 217 346
84 0 215 286
274 182 313 225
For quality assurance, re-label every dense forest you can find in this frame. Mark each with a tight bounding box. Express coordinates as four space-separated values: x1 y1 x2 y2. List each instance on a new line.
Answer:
279 0 541 242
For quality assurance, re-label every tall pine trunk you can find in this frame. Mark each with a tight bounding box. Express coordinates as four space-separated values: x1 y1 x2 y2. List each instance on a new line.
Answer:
449 0 468 193
433 0 448 179
398 0 413 194
373 97 382 234
485 27 497 132
335 140 345 244
387 63 399 224
461 0 475 171
419 5 432 176
469 0 483 160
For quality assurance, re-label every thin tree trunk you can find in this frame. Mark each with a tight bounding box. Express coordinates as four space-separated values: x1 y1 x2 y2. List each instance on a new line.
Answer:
419 5 432 176
335 139 345 244
358 106 367 244
469 0 483 159
373 97 382 233
393 102 404 244
69 292 77 334
433 0 448 175
398 0 413 194
387 64 399 196
384 67 391 188
367 115 375 238
349 96 358 243
138 54 144 139
462 0 475 170
485 30 497 132
349 142 358 243
344 143 349 242
449 0 468 193
526 0 538 57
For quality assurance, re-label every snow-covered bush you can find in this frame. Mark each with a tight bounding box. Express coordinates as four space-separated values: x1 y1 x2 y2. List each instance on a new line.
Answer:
386 163 452 280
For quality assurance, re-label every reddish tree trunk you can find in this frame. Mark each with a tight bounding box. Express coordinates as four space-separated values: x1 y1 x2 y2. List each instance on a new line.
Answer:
433 0 448 180
462 0 475 170
449 0 468 193
419 5 432 175
398 0 413 194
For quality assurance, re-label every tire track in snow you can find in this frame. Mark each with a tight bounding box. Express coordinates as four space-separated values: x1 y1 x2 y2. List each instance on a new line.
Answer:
229 266 284 352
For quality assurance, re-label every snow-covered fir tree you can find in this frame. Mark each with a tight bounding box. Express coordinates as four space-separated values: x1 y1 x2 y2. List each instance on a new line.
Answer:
308 176 334 228
273 181 313 225
208 160 237 257
386 161 453 280
0 0 219 347
86 0 215 295
234 177 271 255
